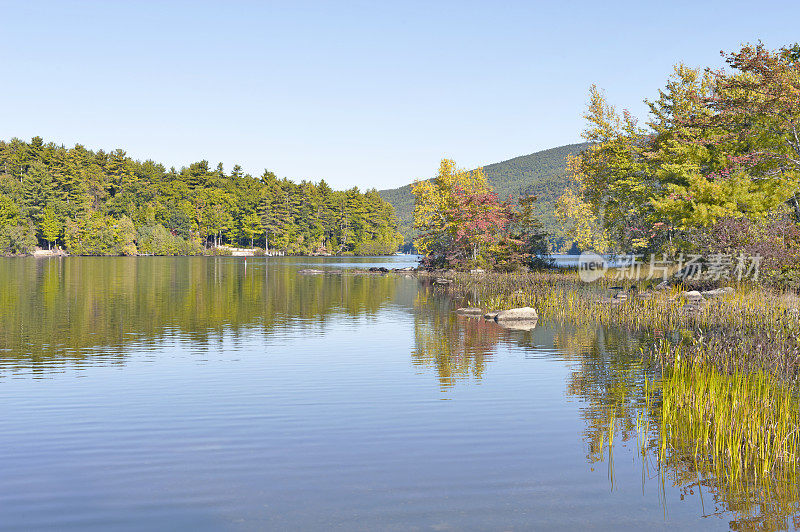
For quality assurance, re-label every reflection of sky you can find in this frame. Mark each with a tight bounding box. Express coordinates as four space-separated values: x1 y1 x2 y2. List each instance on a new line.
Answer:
274 254 422 270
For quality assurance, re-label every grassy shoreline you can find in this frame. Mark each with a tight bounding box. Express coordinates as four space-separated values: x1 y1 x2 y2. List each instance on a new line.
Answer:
419 269 800 381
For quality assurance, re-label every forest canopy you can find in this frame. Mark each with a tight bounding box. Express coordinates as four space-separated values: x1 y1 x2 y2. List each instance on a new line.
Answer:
0 137 403 256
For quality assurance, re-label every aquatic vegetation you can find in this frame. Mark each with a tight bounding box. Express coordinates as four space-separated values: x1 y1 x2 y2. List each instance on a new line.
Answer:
660 361 800 481
651 362 800 528
575 352 800 529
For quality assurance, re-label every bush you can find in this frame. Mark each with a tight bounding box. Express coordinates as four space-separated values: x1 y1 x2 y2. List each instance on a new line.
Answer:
65 213 138 256
0 224 37 255
137 223 198 255
206 246 232 256
698 212 800 290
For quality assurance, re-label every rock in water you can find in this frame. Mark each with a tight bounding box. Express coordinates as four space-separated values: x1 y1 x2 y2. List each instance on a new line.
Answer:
495 307 538 322
456 307 483 316
483 311 499 320
497 319 537 331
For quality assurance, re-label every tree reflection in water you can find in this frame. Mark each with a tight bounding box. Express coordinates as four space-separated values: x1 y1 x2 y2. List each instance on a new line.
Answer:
0 257 399 373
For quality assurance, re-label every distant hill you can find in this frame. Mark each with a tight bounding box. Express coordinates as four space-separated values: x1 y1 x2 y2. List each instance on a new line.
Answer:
379 142 591 244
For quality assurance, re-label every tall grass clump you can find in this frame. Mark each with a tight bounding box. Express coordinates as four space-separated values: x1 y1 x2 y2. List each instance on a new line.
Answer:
661 361 800 479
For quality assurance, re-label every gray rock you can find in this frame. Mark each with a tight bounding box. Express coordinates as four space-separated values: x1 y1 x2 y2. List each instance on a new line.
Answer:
483 311 499 320
701 287 734 299
298 269 325 274
469 268 486 274
456 307 483 316
495 307 539 322
682 290 706 303
679 303 702 316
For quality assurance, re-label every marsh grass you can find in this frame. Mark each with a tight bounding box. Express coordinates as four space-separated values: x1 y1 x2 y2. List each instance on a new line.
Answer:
637 362 800 525
660 362 800 484
420 270 800 379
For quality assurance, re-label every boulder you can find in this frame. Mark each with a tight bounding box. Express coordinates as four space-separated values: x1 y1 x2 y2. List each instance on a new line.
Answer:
682 290 706 303
470 268 486 274
298 269 325 274
483 311 499 320
495 307 539 322
701 287 734 299
456 307 483 316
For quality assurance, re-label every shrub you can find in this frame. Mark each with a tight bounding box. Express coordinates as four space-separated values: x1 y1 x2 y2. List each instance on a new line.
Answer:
0 224 37 255
65 213 138 256
137 223 198 255
697 212 800 290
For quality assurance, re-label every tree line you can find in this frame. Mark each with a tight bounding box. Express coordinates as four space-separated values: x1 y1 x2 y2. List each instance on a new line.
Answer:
0 137 403 256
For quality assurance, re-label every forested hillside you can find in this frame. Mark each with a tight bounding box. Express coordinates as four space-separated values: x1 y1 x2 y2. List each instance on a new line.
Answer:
379 143 590 244
0 137 403 256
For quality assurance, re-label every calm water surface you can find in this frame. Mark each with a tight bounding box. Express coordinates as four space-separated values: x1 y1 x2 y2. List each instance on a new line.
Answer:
0 257 796 530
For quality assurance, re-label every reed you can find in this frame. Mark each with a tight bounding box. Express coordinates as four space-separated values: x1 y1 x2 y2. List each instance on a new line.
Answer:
590 361 800 526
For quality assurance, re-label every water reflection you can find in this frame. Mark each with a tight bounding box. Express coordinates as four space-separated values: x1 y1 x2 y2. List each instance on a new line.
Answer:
3 257 800 529
0 257 401 373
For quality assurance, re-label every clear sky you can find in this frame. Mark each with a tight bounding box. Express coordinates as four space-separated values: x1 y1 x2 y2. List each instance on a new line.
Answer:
2 0 799 189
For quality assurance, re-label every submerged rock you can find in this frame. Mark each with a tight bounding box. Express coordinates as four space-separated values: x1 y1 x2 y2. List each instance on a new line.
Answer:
495 307 539 322
497 319 538 331
298 269 325 274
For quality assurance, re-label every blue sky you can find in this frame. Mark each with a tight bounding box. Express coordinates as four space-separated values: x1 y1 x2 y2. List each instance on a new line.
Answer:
2 0 799 189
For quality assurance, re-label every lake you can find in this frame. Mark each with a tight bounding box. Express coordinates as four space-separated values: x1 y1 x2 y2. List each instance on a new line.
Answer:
0 256 796 531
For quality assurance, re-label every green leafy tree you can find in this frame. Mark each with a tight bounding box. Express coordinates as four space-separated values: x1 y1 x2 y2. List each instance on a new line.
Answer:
41 204 61 249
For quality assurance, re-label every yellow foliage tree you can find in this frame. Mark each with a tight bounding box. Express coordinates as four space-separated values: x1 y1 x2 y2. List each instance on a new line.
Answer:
411 159 491 258
555 155 613 253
